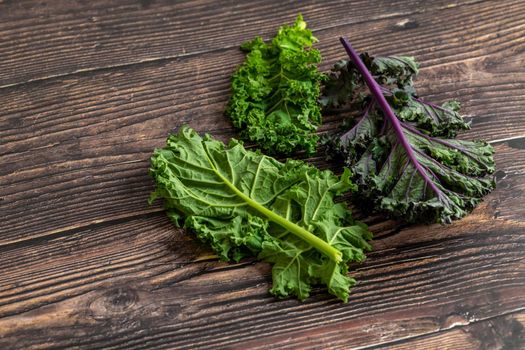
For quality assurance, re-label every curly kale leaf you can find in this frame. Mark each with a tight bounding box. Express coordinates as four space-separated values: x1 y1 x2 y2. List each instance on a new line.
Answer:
149 126 372 301
346 107 495 223
226 15 325 156
323 38 495 224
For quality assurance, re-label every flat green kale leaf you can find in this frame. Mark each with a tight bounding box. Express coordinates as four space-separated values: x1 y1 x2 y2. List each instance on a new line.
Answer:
149 126 372 301
323 39 495 224
226 15 325 156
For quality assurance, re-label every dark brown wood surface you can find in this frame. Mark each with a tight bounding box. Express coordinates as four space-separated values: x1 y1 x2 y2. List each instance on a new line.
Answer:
1 1 524 349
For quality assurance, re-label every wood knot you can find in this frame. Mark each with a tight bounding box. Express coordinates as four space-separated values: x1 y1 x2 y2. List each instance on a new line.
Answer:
495 170 507 182
89 287 139 317
106 287 138 311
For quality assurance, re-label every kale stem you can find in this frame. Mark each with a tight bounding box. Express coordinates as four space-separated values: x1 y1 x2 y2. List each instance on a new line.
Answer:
266 98 284 114
203 145 343 263
220 173 343 263
339 37 444 199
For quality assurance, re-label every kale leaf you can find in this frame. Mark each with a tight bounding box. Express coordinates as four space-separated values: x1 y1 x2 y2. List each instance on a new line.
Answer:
226 15 325 156
149 126 372 301
322 38 495 224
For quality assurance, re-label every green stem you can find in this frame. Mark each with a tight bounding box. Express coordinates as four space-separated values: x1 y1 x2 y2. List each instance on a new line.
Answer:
214 170 343 263
266 98 284 115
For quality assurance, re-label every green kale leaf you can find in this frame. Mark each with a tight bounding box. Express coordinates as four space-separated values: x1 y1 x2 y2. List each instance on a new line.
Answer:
149 126 372 301
226 15 325 156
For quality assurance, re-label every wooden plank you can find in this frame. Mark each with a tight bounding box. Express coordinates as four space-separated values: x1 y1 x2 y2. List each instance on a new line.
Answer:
0 0 486 87
0 204 522 349
2 0 525 243
384 311 525 350
2 1 524 348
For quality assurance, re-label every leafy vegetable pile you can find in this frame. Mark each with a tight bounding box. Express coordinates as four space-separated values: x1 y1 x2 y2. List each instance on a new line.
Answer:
150 127 372 301
322 38 495 223
149 15 495 302
226 15 325 156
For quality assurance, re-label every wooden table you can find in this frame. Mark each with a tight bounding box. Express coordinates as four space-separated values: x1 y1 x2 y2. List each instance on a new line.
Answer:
1 1 524 349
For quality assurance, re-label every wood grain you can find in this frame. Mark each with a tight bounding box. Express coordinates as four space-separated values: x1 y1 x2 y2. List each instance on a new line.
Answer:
1 0 524 348
384 311 525 350
2 0 525 244
0 0 486 87
0 206 522 349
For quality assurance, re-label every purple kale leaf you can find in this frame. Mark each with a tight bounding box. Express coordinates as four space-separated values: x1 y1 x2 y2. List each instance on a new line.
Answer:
323 38 495 224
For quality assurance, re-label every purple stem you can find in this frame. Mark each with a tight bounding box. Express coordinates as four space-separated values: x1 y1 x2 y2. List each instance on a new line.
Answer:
414 97 451 112
400 122 478 161
339 37 444 199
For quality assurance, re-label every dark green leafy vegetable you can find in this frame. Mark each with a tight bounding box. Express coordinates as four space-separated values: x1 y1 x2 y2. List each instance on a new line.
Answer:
321 54 419 108
322 38 495 224
149 126 372 301
225 15 325 155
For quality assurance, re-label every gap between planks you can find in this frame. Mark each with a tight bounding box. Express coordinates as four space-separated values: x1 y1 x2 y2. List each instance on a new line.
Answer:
0 0 486 90
489 134 525 144
355 307 525 350
0 208 164 250
3 133 522 251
